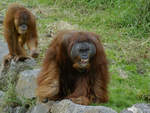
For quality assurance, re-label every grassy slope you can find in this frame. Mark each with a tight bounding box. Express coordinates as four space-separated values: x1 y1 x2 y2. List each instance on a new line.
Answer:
0 0 150 112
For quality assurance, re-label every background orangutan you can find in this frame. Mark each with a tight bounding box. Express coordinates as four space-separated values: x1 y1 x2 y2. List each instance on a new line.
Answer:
37 30 109 105
3 3 38 63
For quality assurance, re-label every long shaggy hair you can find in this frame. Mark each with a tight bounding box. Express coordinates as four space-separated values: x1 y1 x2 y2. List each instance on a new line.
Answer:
37 30 109 105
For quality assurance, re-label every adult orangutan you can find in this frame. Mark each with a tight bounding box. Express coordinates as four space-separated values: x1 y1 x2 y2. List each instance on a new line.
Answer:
37 30 109 105
3 3 38 64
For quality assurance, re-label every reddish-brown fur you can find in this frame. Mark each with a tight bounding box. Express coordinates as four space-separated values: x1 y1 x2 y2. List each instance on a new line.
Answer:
3 3 38 63
37 30 109 105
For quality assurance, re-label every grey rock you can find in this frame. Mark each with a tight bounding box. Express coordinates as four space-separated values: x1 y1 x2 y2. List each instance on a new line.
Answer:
0 91 4 106
0 39 8 66
120 103 150 113
27 102 52 113
117 68 128 79
2 106 28 113
55 21 78 31
46 21 79 38
0 58 36 90
1 58 36 74
0 91 4 97
16 69 40 99
29 100 117 113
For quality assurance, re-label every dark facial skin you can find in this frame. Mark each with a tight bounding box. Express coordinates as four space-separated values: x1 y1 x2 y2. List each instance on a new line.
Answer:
18 24 28 34
70 42 96 70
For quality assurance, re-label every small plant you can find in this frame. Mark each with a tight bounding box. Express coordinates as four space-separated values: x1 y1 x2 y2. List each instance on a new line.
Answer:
2 82 22 108
137 89 150 103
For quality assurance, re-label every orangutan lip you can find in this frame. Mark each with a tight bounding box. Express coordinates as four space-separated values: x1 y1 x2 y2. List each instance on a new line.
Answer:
80 59 88 64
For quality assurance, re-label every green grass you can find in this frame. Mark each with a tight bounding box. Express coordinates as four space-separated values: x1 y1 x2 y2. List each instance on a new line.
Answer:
0 0 150 112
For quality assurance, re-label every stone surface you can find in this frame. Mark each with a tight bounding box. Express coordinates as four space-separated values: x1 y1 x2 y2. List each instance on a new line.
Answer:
2 106 28 113
29 100 117 113
55 21 78 31
0 39 8 66
16 69 40 99
0 58 37 89
0 58 36 74
0 91 4 97
46 21 79 38
27 102 53 113
120 103 150 113
0 91 4 107
118 68 128 79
